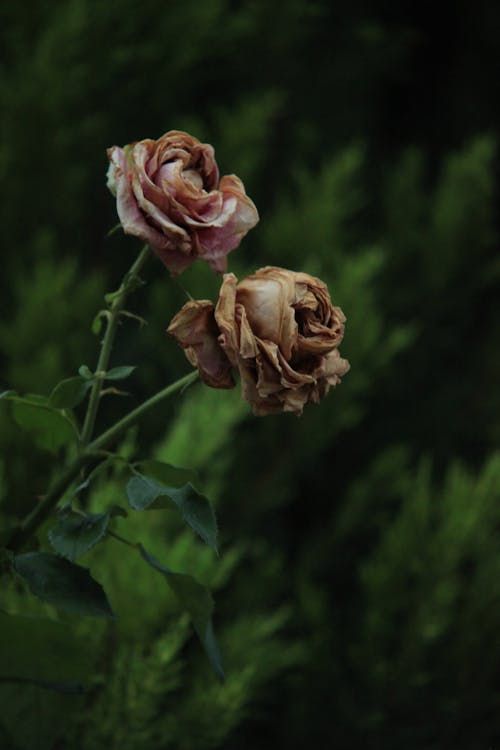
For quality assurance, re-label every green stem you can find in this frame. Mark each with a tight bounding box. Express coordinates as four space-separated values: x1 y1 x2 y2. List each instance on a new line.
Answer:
80 244 151 446
88 371 198 452
108 529 137 549
6 371 199 553
6 453 100 552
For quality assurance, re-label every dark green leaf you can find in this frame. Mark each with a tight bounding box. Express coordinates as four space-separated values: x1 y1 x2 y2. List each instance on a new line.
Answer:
49 376 93 409
14 552 114 617
11 398 76 453
105 365 136 381
138 459 198 488
126 474 164 509
48 512 110 561
138 544 224 681
78 365 94 380
126 474 217 551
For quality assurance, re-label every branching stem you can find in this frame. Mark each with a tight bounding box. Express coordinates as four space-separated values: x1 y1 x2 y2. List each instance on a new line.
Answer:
6 371 198 553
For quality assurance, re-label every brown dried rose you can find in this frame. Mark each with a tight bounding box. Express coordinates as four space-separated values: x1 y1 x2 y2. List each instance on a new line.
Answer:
107 130 259 275
168 266 350 415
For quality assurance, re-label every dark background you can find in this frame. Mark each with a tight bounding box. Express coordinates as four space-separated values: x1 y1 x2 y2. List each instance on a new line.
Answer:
1 1 499 748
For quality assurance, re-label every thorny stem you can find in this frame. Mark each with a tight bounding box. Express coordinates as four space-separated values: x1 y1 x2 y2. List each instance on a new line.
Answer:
80 244 151 446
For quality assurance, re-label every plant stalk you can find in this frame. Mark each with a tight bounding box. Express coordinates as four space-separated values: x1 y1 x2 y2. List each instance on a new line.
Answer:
80 244 151 445
6 371 199 553
88 371 198 451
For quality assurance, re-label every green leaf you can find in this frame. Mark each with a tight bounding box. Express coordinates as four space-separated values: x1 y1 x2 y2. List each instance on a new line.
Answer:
138 459 198 487
104 365 136 381
78 365 94 379
49 376 93 409
48 511 110 562
14 552 114 617
126 474 218 552
11 397 76 453
138 544 224 681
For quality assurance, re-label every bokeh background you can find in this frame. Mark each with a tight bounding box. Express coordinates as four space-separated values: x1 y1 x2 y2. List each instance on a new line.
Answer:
1 1 500 748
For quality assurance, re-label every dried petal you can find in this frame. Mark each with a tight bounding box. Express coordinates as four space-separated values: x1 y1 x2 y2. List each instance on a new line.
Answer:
107 131 259 275
168 265 350 415
167 300 234 388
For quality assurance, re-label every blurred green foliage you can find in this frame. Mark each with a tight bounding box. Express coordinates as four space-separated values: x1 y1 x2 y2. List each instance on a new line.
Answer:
1 0 499 748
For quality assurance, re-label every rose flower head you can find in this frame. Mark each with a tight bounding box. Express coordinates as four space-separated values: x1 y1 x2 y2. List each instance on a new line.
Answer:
168 266 350 416
107 130 259 275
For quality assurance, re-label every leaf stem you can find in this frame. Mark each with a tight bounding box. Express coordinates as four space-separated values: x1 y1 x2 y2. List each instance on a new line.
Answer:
80 244 151 446
108 529 137 549
88 371 198 452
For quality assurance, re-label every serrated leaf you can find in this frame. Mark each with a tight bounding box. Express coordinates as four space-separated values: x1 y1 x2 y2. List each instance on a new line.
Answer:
138 544 224 681
48 512 110 561
11 398 77 453
49 376 93 409
78 365 94 380
126 474 217 551
138 459 198 488
104 365 136 381
14 552 114 617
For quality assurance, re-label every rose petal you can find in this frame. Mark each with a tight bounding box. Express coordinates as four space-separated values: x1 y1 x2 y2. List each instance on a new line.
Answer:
167 300 234 388
236 269 297 360
107 130 258 276
107 146 174 251
215 273 240 366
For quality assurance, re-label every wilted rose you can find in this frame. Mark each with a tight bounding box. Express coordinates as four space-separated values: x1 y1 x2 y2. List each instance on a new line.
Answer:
168 266 350 415
107 130 259 275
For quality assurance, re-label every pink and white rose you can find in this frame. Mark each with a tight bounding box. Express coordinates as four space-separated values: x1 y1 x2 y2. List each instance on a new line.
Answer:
107 130 259 275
